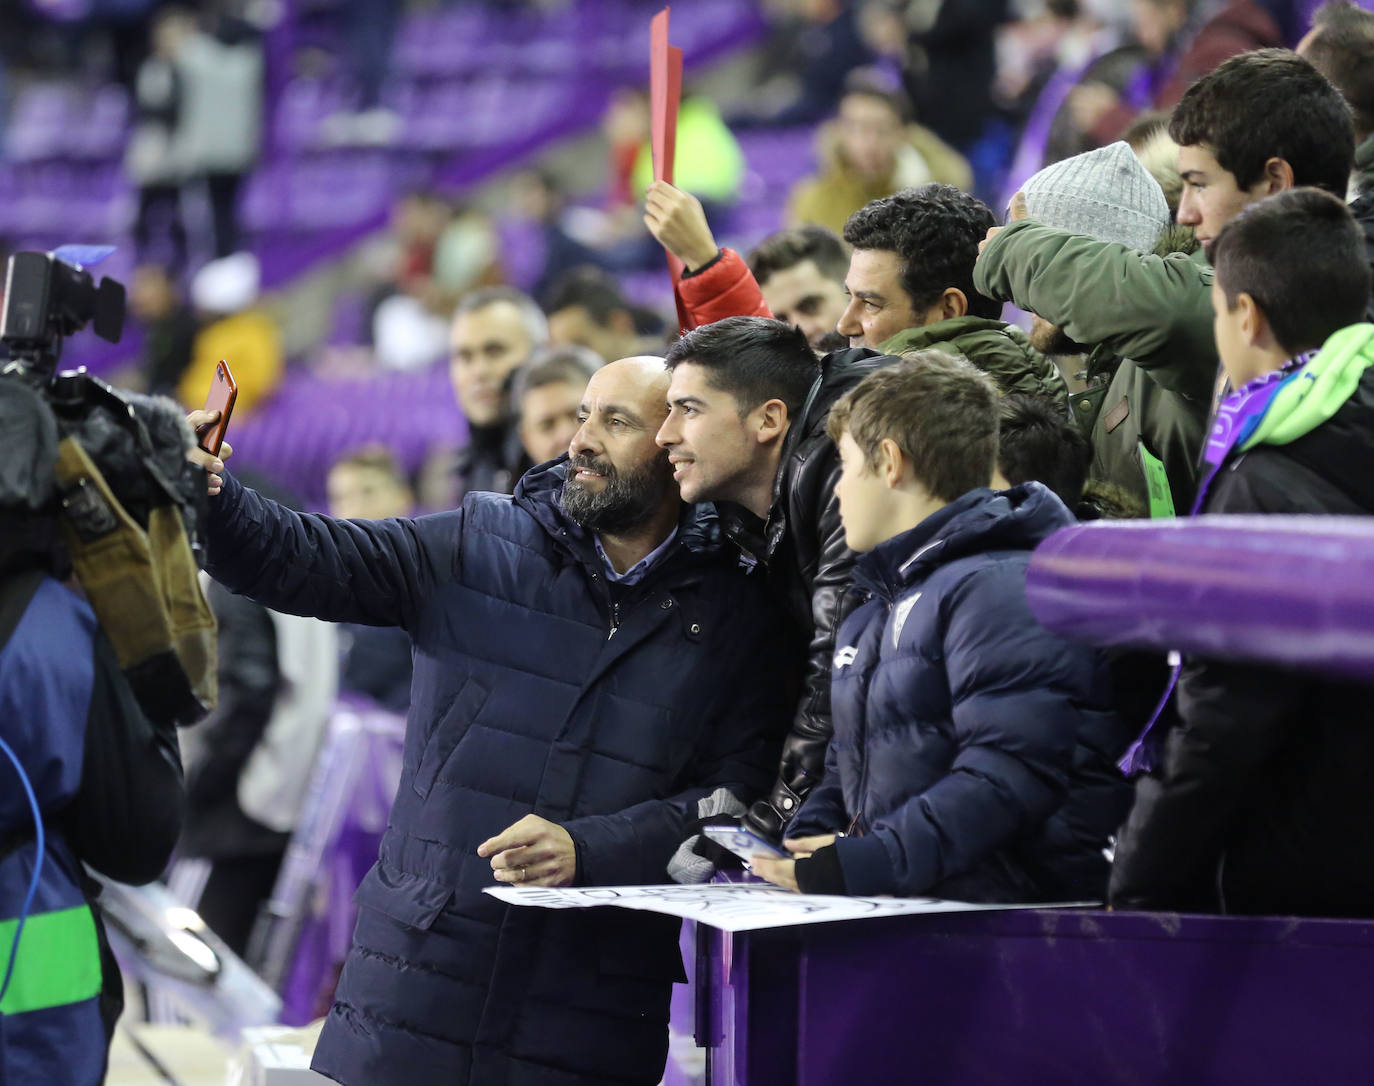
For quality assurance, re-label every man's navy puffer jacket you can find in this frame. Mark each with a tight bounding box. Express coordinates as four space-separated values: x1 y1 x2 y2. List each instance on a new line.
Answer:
790 485 1133 901
202 458 795 1086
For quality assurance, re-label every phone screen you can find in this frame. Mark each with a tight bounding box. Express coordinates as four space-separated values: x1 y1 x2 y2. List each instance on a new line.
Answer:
702 824 787 864
199 360 237 455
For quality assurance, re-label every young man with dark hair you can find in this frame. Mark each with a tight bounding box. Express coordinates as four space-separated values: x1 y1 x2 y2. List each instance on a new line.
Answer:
658 316 890 845
1110 187 1374 916
747 225 851 351
977 49 1356 515
838 185 1066 401
994 393 1092 511
1299 0 1374 316
750 352 1129 899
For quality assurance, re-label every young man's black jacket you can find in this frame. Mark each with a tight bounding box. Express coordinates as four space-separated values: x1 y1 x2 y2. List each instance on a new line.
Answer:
1109 366 1374 916
724 347 902 841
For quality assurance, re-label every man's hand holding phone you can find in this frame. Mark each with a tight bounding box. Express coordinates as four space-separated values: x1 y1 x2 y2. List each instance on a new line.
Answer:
187 359 238 495
186 410 234 495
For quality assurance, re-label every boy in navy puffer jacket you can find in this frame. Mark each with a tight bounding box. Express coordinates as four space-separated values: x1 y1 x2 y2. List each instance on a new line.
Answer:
754 351 1132 900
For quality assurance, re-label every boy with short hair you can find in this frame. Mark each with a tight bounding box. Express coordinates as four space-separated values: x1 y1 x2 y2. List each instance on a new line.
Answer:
1110 188 1374 915
753 351 1130 900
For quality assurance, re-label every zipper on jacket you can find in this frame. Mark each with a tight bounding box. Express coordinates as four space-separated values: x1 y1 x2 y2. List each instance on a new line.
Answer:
608 601 621 639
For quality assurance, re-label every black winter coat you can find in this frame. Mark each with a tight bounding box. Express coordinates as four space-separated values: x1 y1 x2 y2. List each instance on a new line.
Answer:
789 486 1132 900
1110 367 1374 916
732 348 901 839
202 460 793 1085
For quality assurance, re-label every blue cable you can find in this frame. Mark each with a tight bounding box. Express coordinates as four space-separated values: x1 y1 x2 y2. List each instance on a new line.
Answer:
0 734 44 1008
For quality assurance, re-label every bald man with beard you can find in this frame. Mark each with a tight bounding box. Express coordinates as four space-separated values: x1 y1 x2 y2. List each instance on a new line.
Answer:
188 358 796 1086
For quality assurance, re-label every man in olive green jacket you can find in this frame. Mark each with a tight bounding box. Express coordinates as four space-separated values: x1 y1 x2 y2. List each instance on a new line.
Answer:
976 197 1215 518
838 185 1066 403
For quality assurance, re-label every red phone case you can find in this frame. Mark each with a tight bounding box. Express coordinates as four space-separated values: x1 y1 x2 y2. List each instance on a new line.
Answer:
199 360 237 455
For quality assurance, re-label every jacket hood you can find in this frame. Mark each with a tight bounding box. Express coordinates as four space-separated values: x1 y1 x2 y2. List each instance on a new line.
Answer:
854 483 1075 598
878 318 1064 400
513 454 724 558
881 316 1031 359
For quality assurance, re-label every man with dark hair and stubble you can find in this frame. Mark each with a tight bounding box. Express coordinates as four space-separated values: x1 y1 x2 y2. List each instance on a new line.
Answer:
747 352 1130 901
837 185 1066 401
1110 187 1374 917
1299 0 1374 317
657 316 908 849
978 49 1357 516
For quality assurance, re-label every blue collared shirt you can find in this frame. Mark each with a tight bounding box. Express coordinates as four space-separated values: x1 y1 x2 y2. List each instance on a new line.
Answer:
595 527 680 586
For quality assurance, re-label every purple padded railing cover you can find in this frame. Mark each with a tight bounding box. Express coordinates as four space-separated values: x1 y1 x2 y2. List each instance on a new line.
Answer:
1026 515 1374 683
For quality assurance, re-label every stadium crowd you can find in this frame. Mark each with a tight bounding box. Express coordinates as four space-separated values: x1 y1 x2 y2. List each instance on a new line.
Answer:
3 0 1374 1084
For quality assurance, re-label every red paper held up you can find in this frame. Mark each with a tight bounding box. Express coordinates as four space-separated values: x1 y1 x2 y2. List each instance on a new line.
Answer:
650 6 692 331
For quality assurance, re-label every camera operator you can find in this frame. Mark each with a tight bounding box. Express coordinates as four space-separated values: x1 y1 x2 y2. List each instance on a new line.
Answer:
0 250 212 1084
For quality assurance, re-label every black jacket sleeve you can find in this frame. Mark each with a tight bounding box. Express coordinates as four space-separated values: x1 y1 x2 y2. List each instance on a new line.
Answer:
204 471 456 631
60 625 185 886
183 583 279 810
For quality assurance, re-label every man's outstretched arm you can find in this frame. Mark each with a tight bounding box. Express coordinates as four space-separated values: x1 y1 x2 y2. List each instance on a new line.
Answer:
187 411 451 631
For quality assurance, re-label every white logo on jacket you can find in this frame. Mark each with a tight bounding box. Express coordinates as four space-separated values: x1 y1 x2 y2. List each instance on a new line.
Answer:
892 593 921 648
834 646 858 669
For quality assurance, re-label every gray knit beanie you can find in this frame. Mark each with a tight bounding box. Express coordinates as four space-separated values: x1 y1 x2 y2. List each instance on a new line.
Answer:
1020 141 1170 253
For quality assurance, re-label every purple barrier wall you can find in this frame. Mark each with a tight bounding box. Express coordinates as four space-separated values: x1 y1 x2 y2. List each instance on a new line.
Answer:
1025 515 1374 683
700 908 1374 1085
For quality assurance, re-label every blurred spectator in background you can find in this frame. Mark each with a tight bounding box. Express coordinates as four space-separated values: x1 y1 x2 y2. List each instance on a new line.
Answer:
126 6 192 272
130 261 197 397
370 191 501 371
789 71 972 236
607 86 745 214
512 344 603 466
417 287 548 509
544 265 663 362
319 0 401 146
509 168 614 300
1000 0 1142 207
1069 0 1281 150
1298 0 1374 317
326 447 415 714
176 252 283 416
173 2 265 259
740 0 874 127
904 0 1012 153
749 225 851 350
175 475 338 961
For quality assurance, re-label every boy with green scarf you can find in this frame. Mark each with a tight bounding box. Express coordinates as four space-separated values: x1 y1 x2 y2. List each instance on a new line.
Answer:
1110 188 1374 916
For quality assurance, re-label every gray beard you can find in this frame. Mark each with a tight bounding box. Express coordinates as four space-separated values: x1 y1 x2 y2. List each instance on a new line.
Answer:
561 452 674 536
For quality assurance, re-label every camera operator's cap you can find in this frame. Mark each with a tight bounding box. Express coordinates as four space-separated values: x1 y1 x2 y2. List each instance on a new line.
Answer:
1020 141 1170 254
